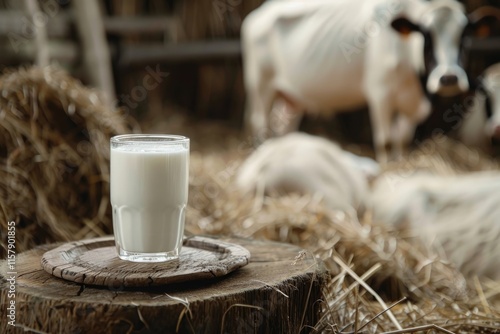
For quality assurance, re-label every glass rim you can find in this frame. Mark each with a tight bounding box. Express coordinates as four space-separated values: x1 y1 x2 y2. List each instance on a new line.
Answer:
111 134 189 144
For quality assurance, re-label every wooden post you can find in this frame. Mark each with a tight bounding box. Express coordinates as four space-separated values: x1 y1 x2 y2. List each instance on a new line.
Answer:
23 0 49 67
0 237 328 333
72 0 115 103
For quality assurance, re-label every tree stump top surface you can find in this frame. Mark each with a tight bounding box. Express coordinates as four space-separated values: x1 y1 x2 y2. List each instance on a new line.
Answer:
40 236 250 287
1 237 325 306
1 236 328 333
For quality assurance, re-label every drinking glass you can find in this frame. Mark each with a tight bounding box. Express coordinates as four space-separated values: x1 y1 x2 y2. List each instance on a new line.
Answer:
110 134 189 262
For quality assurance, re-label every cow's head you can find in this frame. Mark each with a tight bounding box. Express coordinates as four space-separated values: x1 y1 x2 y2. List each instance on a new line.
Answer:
477 64 500 140
391 1 499 97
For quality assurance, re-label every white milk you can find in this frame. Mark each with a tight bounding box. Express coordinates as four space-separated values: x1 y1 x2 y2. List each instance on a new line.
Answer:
111 143 189 254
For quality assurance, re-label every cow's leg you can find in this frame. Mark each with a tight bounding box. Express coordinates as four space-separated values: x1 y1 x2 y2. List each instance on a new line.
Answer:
269 92 303 136
368 98 394 164
245 88 275 145
391 114 415 160
242 31 276 146
392 91 430 159
243 65 277 145
397 88 432 126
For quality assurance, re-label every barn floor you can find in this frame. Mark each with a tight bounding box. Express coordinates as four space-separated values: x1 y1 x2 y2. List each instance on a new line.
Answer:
140 111 500 333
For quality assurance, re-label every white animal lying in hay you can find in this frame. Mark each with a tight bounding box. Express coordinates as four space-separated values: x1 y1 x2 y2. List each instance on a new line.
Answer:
236 132 379 215
371 171 500 279
459 63 500 151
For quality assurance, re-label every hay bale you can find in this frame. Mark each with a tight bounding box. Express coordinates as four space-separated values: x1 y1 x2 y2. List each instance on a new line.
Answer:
0 66 136 257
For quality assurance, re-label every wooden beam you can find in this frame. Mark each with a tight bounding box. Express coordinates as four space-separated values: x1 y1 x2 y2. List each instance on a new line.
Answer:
0 11 496 66
0 11 71 38
117 40 241 66
103 16 177 35
0 11 178 38
463 37 500 53
0 41 78 65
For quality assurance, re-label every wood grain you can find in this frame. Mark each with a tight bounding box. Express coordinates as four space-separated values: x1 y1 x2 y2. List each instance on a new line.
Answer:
0 236 328 333
40 236 250 287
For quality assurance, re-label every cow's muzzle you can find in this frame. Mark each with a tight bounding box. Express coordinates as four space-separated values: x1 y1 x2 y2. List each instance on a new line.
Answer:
427 65 469 97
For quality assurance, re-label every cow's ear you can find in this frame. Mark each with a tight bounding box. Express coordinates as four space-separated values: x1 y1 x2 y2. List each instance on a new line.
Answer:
468 6 500 38
391 17 422 37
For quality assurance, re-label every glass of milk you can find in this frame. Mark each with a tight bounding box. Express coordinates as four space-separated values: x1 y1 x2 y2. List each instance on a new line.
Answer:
110 134 189 262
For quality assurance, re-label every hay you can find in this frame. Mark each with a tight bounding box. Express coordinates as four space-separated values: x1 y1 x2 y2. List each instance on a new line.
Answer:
168 119 500 333
2 64 500 332
382 135 499 177
0 66 136 257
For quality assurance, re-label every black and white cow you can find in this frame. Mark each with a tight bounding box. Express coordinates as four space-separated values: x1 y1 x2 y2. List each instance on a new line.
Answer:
459 63 500 150
242 0 498 162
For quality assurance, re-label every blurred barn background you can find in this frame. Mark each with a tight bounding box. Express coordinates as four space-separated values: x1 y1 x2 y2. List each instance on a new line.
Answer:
0 0 497 141
0 0 260 127
2 0 500 332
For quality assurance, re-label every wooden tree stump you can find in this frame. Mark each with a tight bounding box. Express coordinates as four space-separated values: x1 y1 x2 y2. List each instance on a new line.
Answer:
0 237 328 333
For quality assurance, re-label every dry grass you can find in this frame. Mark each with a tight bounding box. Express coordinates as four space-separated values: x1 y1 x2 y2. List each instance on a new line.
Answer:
0 66 137 256
1 66 500 333
148 117 500 333
194 150 500 333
